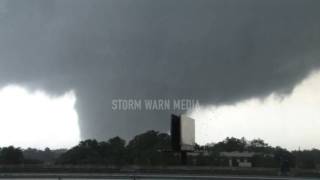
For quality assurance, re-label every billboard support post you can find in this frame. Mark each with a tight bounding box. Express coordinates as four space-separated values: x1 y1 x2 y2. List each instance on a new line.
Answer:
181 151 187 165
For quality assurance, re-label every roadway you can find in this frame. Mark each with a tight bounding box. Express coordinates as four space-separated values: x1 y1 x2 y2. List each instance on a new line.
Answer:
0 173 318 180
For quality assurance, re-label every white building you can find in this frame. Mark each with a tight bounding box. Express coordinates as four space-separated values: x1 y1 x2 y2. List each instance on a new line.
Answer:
220 151 255 168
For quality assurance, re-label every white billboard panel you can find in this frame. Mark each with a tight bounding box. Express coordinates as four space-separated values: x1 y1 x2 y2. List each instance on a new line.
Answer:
180 115 195 151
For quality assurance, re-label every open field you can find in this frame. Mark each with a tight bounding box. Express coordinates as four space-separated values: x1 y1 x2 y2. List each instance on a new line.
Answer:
0 166 319 180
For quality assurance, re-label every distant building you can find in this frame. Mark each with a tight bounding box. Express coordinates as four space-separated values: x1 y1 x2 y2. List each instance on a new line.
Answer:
187 151 210 157
220 151 255 168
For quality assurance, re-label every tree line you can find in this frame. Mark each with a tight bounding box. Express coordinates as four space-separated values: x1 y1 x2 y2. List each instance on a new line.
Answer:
1 130 320 169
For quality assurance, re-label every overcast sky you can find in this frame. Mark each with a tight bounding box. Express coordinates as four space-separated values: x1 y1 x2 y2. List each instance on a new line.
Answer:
0 0 320 149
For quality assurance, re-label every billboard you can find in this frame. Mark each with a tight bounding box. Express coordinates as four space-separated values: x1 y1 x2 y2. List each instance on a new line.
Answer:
180 115 195 151
171 114 195 151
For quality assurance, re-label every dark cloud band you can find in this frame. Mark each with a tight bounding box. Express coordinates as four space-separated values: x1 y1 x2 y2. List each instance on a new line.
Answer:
0 0 320 140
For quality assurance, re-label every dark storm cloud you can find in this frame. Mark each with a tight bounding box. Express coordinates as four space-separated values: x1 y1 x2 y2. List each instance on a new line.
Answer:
0 0 320 140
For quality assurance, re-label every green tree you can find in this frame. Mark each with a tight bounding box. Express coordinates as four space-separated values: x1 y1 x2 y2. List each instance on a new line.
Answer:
0 146 24 164
248 139 273 153
214 137 247 152
57 139 103 164
57 137 127 165
100 136 126 165
274 146 295 168
293 149 320 169
126 130 172 165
